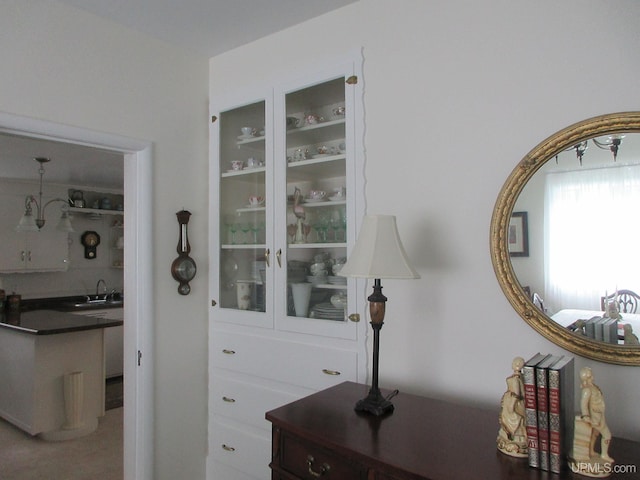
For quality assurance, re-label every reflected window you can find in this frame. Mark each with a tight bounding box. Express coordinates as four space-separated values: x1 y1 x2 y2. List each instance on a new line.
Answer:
545 165 640 312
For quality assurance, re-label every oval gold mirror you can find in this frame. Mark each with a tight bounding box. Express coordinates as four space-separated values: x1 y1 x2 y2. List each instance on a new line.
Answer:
491 112 640 365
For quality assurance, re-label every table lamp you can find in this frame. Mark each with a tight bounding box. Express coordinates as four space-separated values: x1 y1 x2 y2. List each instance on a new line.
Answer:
338 215 420 415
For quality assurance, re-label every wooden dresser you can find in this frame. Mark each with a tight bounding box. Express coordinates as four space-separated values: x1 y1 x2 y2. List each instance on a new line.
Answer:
266 381 640 480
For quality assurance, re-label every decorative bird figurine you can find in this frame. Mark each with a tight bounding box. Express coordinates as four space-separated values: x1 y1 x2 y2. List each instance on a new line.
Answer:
293 187 305 219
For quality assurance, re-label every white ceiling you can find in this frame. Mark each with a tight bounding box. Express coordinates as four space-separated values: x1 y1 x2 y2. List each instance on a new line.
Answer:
1 0 357 189
54 0 358 58
0 132 124 189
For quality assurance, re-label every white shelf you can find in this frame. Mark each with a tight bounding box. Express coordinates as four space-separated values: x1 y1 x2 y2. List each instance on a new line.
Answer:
69 207 123 216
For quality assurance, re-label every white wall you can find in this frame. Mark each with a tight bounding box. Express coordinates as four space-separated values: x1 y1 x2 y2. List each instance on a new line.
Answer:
0 2 209 479
211 0 640 442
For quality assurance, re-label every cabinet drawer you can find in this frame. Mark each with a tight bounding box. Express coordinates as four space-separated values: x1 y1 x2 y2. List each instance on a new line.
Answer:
280 432 364 479
212 332 358 390
210 420 271 479
211 375 300 431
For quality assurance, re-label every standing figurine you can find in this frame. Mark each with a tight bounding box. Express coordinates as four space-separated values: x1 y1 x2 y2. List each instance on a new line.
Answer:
569 367 614 477
497 356 528 457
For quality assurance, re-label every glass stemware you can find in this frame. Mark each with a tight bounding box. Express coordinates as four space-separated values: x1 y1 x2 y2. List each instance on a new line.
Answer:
240 222 251 244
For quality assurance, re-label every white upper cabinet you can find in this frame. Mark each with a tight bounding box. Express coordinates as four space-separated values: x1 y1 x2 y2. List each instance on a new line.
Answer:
210 59 365 339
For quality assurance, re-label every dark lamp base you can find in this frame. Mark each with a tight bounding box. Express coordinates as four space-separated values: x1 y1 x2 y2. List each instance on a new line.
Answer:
354 389 394 416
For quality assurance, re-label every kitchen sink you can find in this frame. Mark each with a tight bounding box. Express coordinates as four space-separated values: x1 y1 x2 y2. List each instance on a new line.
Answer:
60 295 124 310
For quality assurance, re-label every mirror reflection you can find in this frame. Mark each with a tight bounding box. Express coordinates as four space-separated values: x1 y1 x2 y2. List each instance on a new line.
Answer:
491 112 640 365
513 131 640 346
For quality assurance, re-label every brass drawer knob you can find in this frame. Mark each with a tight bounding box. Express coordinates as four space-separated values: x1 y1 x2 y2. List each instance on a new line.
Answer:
322 369 341 376
222 444 235 452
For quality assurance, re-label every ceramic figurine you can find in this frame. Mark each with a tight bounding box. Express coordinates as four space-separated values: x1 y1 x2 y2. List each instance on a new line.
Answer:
569 367 614 477
623 324 640 345
497 356 528 457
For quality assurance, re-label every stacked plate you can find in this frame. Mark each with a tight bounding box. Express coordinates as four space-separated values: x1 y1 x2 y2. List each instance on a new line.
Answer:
327 276 347 285
310 302 345 321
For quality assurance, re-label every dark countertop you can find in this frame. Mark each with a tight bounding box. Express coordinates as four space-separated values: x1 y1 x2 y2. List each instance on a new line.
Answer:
0 309 122 335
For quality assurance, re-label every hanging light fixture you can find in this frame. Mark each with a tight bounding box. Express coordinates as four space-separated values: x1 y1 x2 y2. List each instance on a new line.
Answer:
592 134 625 161
16 157 74 233
559 135 626 165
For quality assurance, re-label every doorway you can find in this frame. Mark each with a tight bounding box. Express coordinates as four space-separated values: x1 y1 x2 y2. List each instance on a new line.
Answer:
0 111 153 480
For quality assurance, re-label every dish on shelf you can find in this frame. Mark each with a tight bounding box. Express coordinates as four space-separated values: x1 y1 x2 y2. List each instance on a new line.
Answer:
327 276 347 285
328 195 346 202
237 134 255 140
310 302 345 320
304 197 327 203
312 153 329 159
307 275 328 285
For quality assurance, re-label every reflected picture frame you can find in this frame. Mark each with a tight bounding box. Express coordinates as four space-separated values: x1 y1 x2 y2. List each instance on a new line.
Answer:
508 211 529 257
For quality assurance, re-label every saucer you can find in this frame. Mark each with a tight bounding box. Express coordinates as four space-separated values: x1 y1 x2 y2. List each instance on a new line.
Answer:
237 134 254 140
328 195 345 202
305 197 326 203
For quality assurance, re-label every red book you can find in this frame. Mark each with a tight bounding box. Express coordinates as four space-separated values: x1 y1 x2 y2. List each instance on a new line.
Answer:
548 356 575 473
536 355 561 471
522 353 550 468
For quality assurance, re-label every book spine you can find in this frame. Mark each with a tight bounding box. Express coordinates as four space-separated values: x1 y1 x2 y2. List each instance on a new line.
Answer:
548 367 562 473
523 364 540 468
536 365 550 471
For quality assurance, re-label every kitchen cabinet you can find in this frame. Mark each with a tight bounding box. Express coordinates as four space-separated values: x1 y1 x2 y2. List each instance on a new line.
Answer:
208 54 366 480
0 230 69 273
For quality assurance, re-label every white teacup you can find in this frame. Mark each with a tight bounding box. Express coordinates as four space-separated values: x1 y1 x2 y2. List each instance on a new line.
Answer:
247 157 262 168
249 195 264 206
240 127 253 137
231 160 244 171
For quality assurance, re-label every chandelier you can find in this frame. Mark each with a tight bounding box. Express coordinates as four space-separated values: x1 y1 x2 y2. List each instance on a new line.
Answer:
16 157 74 232
565 135 625 165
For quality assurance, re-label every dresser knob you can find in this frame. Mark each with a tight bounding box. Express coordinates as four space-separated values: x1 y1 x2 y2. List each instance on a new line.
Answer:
322 369 341 376
222 396 236 403
222 444 235 452
222 349 236 355
307 455 330 477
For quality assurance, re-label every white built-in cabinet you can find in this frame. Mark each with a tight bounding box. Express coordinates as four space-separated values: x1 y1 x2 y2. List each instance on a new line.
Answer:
207 54 367 480
0 229 69 273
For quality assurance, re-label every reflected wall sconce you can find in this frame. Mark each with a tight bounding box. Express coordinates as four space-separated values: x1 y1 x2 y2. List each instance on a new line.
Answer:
16 157 74 232
338 215 420 415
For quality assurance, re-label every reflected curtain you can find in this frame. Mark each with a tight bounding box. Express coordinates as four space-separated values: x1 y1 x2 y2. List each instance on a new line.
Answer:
544 165 640 312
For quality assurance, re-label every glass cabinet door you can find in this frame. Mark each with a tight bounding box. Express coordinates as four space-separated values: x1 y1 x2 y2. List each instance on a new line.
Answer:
280 76 351 330
214 98 272 326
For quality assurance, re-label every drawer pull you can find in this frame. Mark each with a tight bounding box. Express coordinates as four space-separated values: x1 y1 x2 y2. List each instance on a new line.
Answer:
222 444 235 452
222 396 235 403
322 369 341 376
222 349 236 355
307 455 330 477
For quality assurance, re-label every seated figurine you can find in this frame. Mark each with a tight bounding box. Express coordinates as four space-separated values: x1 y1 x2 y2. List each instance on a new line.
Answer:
569 367 614 477
623 324 639 345
497 356 528 457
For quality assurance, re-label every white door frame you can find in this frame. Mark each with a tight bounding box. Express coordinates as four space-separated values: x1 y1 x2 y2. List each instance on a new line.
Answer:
0 111 154 480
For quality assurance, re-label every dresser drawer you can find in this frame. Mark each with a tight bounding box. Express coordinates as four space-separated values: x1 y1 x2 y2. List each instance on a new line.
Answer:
280 432 364 479
210 419 271 479
211 375 300 431
212 332 358 390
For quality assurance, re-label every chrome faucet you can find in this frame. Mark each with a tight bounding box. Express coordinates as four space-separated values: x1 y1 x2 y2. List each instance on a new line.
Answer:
96 279 107 298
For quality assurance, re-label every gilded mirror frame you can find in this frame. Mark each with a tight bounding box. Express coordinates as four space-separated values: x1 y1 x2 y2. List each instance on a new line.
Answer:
491 111 640 366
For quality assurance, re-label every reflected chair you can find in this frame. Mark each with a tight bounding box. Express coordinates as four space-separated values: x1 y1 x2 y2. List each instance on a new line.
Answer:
600 289 640 314
532 293 546 312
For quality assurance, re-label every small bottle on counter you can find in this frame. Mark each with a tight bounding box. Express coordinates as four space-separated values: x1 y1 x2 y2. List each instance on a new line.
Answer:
7 293 21 312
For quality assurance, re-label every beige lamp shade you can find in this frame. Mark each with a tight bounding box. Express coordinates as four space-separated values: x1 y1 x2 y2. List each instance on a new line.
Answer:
338 215 420 279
